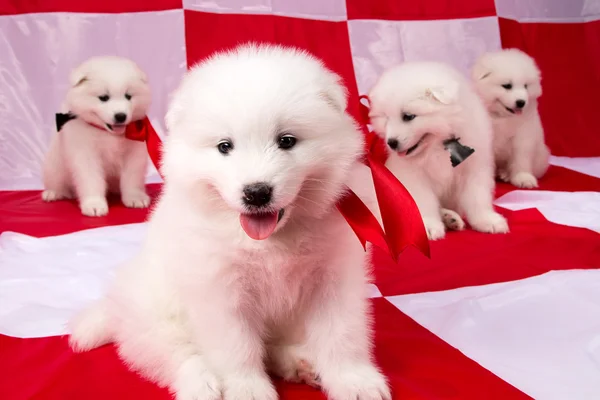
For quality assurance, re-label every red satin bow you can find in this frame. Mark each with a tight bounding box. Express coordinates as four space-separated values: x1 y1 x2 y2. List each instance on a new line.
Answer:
335 96 430 261
127 106 430 262
125 117 163 173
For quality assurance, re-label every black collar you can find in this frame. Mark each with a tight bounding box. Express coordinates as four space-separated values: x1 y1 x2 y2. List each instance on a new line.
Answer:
442 137 475 167
55 112 77 132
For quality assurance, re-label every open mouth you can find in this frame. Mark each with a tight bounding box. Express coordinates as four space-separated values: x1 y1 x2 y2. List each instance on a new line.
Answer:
403 133 429 156
105 123 127 133
502 104 523 115
239 209 285 240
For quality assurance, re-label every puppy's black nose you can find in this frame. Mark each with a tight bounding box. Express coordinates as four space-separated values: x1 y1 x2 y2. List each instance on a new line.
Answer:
114 113 127 123
243 183 273 207
515 99 526 109
387 138 399 151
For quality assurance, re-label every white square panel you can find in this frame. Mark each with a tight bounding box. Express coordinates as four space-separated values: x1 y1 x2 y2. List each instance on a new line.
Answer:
495 0 600 22
348 17 501 96
183 0 347 21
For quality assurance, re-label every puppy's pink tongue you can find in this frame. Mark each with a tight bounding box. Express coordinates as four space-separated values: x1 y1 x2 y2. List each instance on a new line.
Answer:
240 212 279 240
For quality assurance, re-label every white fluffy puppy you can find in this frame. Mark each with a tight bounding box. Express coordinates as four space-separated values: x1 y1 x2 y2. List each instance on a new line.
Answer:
42 56 152 216
69 44 390 400
368 61 508 240
472 48 550 188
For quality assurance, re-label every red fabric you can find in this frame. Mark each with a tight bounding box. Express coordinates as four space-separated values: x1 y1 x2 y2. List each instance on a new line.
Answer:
373 208 600 296
0 299 530 400
498 18 600 157
184 10 362 121
125 117 163 176
2 166 596 239
346 0 497 20
0 0 181 14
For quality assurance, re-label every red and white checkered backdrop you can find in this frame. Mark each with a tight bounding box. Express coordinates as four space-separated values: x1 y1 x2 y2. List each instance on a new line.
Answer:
1 1 600 399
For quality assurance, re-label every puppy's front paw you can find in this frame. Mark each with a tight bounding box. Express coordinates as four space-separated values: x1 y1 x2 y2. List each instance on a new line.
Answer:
469 211 509 234
42 189 72 202
223 374 277 400
510 172 538 189
42 190 60 202
441 208 465 231
423 217 446 240
174 357 222 400
268 345 319 387
122 191 151 208
322 363 391 400
496 169 510 183
80 196 109 217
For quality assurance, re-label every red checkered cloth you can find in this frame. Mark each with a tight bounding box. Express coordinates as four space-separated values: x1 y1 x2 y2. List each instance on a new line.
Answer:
1 1 600 399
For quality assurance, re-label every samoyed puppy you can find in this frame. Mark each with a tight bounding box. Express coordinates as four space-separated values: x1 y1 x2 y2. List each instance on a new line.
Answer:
368 61 508 240
472 48 550 188
42 56 152 216
69 44 391 400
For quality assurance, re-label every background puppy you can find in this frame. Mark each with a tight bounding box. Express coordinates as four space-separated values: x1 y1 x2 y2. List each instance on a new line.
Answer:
369 61 508 240
69 44 390 400
472 48 550 188
42 56 152 216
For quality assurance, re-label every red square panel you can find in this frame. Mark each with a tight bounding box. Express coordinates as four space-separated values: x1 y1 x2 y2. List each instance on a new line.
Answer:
0 0 182 14
499 18 600 157
346 0 497 21
184 10 361 120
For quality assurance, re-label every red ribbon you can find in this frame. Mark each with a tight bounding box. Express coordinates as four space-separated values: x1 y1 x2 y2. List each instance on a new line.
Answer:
125 117 163 174
335 96 430 260
127 106 430 262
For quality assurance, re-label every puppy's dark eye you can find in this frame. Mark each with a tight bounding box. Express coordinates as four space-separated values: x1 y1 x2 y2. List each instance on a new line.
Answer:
277 134 297 150
125 94 132 100
502 83 513 90
217 140 233 155
524 84 528 89
98 95 110 102
402 113 416 122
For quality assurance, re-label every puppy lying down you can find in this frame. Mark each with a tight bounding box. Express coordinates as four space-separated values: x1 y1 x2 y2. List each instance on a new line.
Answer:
69 44 391 400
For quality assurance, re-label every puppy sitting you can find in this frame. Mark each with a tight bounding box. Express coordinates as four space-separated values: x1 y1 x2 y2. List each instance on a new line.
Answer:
69 45 391 400
368 61 508 240
472 48 550 189
42 56 152 216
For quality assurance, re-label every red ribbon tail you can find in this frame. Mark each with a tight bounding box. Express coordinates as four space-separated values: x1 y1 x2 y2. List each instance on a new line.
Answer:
127 117 165 180
368 155 431 259
336 189 391 255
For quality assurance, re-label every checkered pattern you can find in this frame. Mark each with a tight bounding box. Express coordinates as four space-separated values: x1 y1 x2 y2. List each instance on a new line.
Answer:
1 0 600 189
1 1 600 399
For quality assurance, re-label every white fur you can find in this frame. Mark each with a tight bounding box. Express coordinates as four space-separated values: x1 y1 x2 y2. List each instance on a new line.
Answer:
69 44 390 400
472 48 550 189
42 56 152 216
368 61 508 240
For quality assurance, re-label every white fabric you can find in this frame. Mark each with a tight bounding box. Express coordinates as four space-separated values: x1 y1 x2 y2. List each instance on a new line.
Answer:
183 0 348 21
0 224 146 338
494 190 600 233
0 224 381 338
348 17 501 96
387 270 600 400
550 156 600 179
494 0 600 23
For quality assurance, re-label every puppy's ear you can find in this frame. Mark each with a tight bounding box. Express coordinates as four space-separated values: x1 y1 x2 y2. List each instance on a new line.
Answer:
319 72 348 113
69 70 88 87
136 66 149 84
425 82 459 105
472 59 492 81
